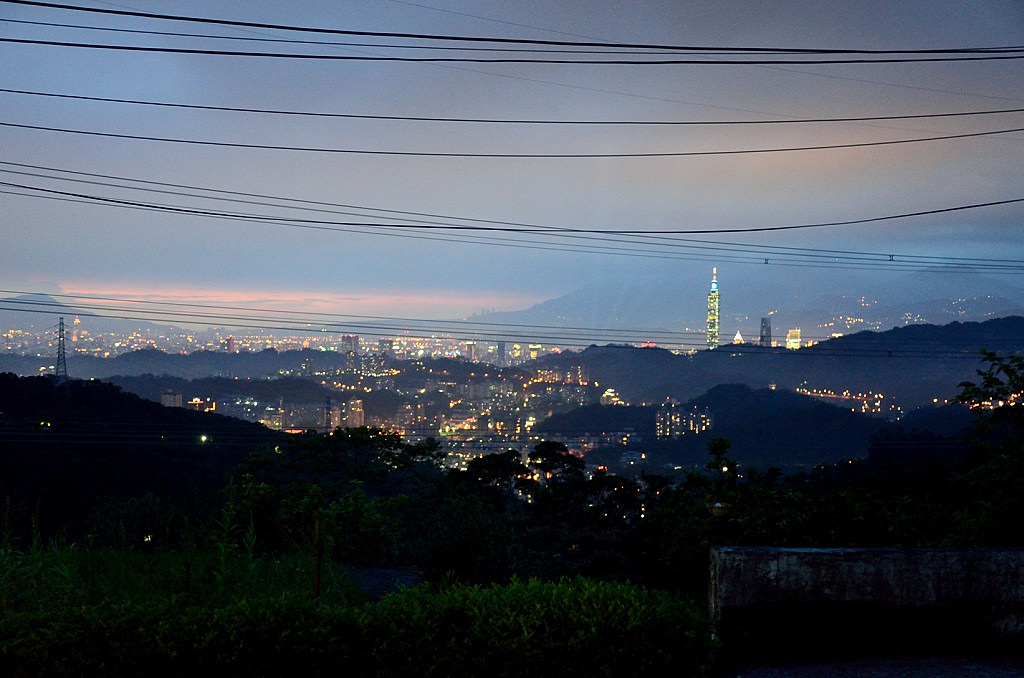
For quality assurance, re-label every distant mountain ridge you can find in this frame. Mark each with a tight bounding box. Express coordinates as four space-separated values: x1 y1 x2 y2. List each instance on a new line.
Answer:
473 267 1024 343
0 294 177 335
0 346 347 380
534 316 1024 409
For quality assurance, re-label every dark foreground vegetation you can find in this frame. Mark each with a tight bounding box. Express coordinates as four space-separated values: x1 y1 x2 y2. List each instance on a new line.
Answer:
0 351 1022 674
0 548 709 677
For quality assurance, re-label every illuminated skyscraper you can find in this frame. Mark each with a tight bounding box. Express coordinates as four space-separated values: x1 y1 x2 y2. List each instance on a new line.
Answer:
706 268 720 350
346 398 364 427
340 334 359 355
759 316 772 347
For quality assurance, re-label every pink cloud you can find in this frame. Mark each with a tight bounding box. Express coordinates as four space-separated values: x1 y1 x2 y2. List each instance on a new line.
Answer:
62 284 541 321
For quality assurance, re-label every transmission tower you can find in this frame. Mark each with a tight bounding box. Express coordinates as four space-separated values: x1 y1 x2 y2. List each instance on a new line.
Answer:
55 316 69 388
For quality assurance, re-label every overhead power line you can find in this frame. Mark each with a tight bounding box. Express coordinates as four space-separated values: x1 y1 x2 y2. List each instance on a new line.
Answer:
0 289 1016 356
0 289 698 341
3 120 1022 158
0 294 708 346
4 36 1024 64
4 18 786 54
3 160 1020 256
5 183 1023 274
0 300 1009 359
4 172 1023 243
4 88 1023 126
4 1 1021 56
3 161 1023 274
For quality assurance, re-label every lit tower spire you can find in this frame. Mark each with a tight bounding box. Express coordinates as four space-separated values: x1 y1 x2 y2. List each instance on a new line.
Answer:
706 267 720 350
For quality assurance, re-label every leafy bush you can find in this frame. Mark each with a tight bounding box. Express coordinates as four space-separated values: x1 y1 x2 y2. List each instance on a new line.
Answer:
0 567 712 678
358 578 713 677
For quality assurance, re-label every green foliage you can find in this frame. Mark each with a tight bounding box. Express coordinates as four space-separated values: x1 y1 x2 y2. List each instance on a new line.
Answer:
222 427 443 557
359 579 713 677
946 350 1024 542
401 490 518 582
0 546 358 614
956 350 1024 412
464 449 530 503
0 563 714 678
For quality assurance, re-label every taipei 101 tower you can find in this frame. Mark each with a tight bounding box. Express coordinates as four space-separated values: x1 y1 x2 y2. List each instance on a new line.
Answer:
706 268 720 350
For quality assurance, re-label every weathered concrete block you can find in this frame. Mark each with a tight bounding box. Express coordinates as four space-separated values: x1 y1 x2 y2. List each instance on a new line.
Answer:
710 546 1024 658
708 548 1024 663
711 547 1024 621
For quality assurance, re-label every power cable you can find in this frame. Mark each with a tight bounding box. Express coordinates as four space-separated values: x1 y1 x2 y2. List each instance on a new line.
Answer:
5 87 1023 126
4 161 1022 267
3 120 1022 158
4 36 1024 64
384 0 1024 111
5 176 1024 250
5 1 1021 55
0 295 707 344
2 290 1022 353
0 288 707 339
23 184 1012 277
0 18 750 54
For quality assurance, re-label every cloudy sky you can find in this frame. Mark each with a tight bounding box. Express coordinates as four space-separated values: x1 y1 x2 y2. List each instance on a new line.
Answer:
2 0 1023 330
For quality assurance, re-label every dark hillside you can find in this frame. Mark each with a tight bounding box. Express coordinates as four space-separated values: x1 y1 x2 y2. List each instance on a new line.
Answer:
574 385 918 472
0 373 282 540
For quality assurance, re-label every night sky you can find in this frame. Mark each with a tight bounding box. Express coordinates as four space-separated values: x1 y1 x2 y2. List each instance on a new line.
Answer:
2 0 1023 324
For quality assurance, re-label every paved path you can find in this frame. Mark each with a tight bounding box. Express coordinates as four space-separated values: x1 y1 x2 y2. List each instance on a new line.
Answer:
725 657 1024 677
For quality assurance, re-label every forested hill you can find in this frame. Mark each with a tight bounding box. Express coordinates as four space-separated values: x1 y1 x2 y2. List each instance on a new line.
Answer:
0 373 282 539
537 316 1024 408
0 347 350 380
536 384 940 471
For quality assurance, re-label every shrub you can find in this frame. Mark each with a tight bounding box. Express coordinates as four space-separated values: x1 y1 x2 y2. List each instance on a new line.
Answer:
0 571 712 677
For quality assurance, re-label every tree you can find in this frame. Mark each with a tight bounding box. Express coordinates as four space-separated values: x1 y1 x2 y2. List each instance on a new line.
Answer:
463 450 532 505
528 440 585 478
225 427 444 555
949 350 1024 543
956 350 1024 425
705 437 739 488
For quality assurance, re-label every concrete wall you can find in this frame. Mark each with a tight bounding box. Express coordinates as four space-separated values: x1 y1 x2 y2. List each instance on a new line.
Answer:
710 547 1024 648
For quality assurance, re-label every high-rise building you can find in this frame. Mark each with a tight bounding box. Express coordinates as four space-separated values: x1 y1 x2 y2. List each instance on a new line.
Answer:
706 267 720 350
786 328 802 350
346 398 364 427
656 399 713 439
340 334 359 355
759 317 772 347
